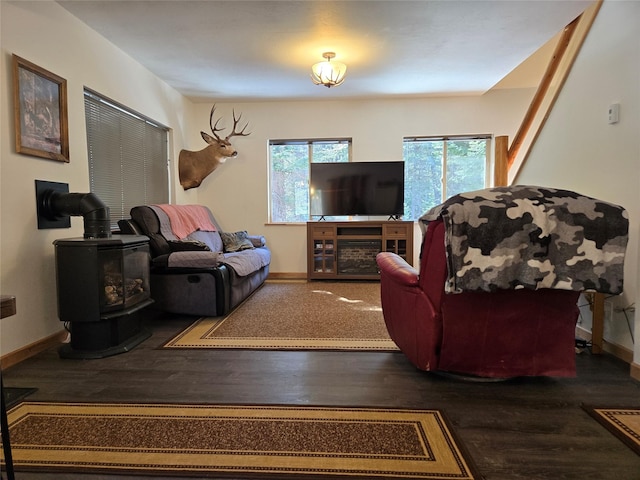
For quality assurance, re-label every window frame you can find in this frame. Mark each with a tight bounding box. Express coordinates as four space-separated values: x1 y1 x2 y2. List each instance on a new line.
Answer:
268 138 352 224
402 134 492 219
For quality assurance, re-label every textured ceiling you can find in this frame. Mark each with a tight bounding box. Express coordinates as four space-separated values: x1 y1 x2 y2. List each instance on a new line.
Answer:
57 0 595 102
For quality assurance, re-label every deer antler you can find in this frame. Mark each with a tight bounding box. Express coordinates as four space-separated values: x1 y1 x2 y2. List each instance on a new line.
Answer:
209 105 226 141
225 109 251 140
208 105 250 142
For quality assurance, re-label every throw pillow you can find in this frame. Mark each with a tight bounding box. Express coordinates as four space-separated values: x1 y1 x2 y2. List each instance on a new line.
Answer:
220 231 255 253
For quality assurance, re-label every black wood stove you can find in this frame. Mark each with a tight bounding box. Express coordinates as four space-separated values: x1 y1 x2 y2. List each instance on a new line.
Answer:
36 181 153 359
54 235 153 359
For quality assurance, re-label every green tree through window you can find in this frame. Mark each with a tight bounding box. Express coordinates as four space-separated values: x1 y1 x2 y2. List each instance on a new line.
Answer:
269 139 351 222
403 136 489 219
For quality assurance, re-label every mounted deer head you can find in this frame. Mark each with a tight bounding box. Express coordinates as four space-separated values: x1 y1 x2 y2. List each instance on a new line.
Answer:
178 105 250 190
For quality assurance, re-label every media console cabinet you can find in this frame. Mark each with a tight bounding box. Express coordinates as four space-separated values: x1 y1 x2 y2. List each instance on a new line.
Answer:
307 221 414 280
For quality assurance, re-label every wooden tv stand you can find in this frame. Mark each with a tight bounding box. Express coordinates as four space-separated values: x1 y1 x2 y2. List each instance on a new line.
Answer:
307 221 413 280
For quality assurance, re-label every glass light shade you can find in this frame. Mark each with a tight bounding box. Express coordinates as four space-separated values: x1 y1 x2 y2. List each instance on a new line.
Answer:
311 60 347 88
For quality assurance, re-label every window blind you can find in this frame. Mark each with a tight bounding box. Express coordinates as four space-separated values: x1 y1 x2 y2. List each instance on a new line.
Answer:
84 91 169 229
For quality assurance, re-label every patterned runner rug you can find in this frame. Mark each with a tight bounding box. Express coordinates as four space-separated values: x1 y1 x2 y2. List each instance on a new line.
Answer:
163 281 399 351
3 402 479 479
583 406 640 456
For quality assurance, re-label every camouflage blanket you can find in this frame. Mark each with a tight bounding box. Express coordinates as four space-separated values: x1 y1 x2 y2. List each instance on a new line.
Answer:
419 185 628 294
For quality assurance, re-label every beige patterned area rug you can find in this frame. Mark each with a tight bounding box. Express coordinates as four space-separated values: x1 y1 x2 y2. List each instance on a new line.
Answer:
163 281 399 351
4 401 479 479
583 406 640 456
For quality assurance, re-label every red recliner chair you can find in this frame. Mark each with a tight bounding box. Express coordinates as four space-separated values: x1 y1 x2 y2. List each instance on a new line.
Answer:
376 186 628 378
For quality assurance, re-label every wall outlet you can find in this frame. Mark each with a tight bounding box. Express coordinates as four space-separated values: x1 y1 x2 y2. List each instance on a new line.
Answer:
608 103 620 124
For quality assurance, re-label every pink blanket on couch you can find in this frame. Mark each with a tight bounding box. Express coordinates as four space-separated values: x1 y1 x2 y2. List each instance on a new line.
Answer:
153 204 217 239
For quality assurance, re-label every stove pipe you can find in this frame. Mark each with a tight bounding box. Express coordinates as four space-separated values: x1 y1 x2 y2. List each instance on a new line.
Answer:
41 190 112 239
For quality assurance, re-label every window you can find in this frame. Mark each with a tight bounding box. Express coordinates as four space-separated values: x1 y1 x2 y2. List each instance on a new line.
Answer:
403 136 490 220
84 89 169 230
269 139 351 223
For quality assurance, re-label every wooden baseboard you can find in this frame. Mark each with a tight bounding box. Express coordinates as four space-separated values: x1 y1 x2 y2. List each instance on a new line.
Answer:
268 272 307 280
631 362 640 382
576 325 634 364
0 330 67 371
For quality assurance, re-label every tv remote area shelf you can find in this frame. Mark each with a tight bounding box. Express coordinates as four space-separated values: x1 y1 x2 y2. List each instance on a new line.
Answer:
307 221 414 280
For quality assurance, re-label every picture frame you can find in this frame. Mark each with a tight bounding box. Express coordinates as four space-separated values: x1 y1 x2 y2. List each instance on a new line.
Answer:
13 54 69 162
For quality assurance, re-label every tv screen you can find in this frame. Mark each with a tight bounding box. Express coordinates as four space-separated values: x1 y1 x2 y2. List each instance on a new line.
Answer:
310 161 405 218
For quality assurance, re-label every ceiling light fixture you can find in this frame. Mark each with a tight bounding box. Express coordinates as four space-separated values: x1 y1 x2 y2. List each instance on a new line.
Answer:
311 52 347 88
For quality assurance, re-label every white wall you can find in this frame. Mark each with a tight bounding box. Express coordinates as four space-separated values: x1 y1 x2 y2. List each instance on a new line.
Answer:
0 0 193 356
515 0 640 366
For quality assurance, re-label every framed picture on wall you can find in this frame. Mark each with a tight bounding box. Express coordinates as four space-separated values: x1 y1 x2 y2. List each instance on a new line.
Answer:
12 54 69 162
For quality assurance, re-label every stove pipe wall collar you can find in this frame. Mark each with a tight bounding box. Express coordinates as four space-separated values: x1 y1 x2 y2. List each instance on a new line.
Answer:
36 180 111 239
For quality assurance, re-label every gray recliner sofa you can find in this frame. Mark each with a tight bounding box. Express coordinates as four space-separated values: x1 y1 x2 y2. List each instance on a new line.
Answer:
120 204 270 317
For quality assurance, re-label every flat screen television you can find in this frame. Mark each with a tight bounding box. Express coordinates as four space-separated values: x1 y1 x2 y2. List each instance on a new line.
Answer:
310 161 405 218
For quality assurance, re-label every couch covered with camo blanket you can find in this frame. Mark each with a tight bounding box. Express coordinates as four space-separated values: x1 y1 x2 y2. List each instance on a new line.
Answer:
120 204 270 317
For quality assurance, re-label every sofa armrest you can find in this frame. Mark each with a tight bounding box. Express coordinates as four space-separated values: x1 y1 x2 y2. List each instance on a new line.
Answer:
376 252 419 287
152 251 225 269
169 251 224 268
118 218 144 235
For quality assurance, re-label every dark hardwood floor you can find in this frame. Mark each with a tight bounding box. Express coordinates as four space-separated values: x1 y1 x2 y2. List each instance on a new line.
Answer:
2 310 639 480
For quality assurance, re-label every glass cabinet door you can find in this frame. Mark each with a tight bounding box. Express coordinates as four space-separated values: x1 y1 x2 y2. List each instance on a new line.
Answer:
313 239 335 273
385 238 407 260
